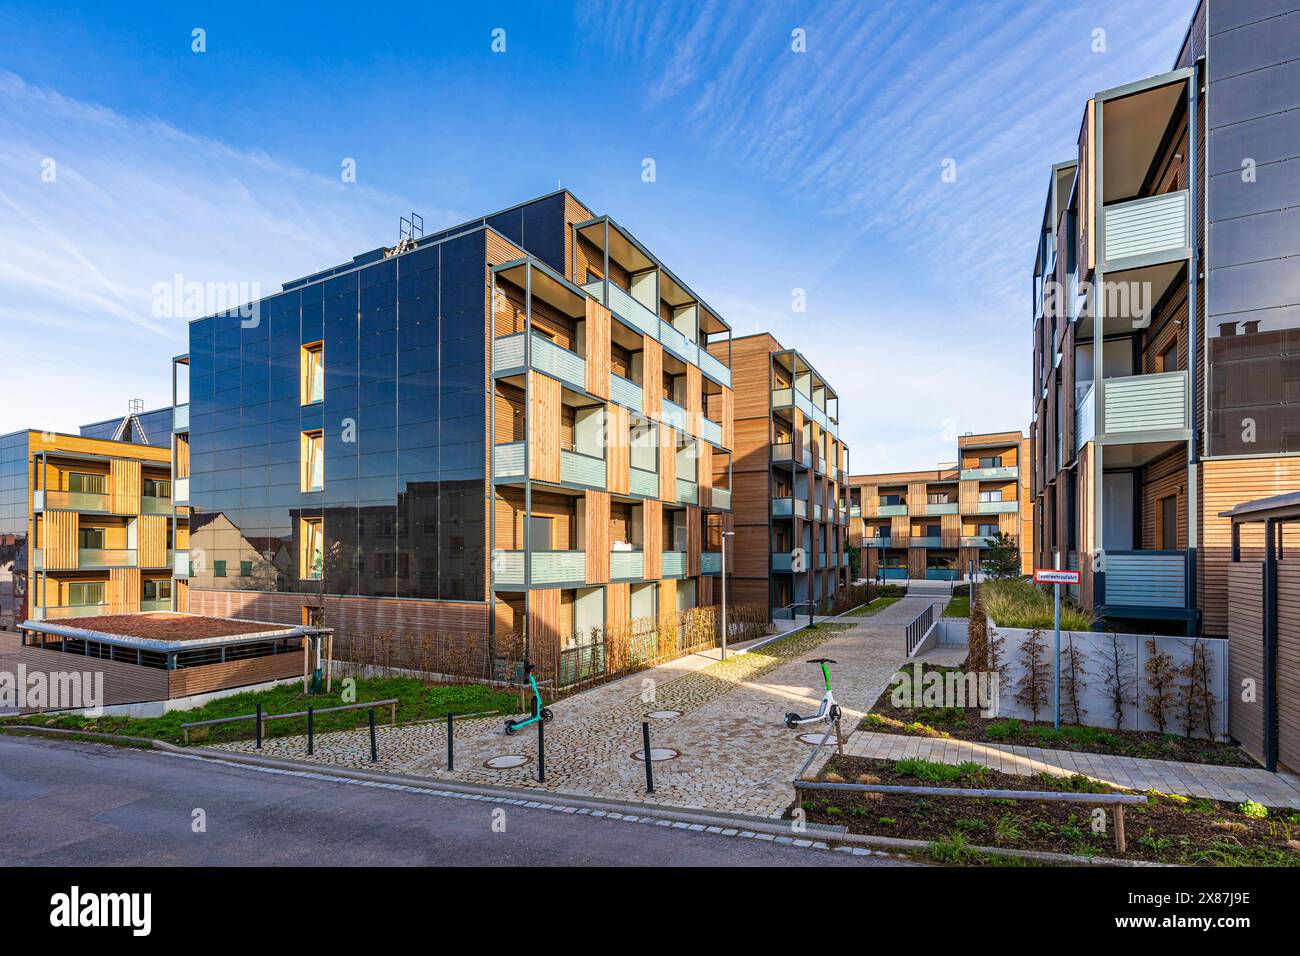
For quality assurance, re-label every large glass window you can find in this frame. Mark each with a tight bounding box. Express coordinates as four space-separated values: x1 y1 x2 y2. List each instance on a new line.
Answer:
301 341 324 404
301 431 324 492
68 582 105 607
68 473 106 495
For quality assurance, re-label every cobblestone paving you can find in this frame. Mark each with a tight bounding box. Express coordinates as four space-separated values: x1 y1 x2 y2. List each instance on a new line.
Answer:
842 731 1300 808
217 597 939 817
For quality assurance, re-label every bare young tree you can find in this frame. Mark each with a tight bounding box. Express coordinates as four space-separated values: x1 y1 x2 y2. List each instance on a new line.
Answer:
1144 638 1178 735
1098 632 1136 730
1014 628 1051 721
1177 637 1219 739
1059 633 1089 725
967 587 988 671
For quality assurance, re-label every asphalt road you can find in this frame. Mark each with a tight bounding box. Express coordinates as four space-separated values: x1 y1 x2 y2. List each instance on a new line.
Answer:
0 735 910 867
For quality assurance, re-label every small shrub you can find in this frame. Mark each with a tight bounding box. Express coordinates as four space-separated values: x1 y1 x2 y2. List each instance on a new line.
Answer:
1239 800 1268 819
895 758 965 784
986 718 1021 741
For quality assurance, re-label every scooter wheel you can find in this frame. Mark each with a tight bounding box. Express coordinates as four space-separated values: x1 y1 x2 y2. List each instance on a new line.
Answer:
541 708 554 722
784 712 800 729
503 720 517 736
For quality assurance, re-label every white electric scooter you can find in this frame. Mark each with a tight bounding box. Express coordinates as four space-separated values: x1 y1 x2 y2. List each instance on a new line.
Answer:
784 658 842 730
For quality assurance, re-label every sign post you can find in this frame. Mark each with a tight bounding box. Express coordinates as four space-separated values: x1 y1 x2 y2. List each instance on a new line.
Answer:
1033 563 1080 730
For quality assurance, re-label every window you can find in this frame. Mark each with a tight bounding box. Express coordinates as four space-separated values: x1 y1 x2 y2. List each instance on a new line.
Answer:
978 456 1003 469
78 527 106 550
301 431 324 492
68 582 105 607
300 341 324 405
142 478 171 498
880 494 904 506
1159 495 1178 550
927 492 950 504
925 524 941 538
528 515 554 551
143 579 172 601
213 560 227 578
979 490 1004 502
240 560 252 577
978 523 999 537
1159 341 1178 373
68 472 106 495
301 518 323 579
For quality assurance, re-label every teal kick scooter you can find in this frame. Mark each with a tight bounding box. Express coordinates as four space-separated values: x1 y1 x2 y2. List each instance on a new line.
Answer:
504 661 554 735
784 658 842 729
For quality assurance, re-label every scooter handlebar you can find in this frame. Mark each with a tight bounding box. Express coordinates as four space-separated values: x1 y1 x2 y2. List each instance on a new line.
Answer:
806 658 837 665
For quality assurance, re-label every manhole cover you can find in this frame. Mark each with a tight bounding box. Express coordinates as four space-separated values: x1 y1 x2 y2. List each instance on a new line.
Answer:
632 747 679 762
484 754 530 769
646 710 681 720
796 732 840 746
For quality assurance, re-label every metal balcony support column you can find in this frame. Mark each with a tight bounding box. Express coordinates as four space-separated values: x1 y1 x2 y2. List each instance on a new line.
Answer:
1263 518 1279 772
1184 64 1201 633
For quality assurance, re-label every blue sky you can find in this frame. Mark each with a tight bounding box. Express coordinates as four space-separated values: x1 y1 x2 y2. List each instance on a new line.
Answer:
0 0 1195 469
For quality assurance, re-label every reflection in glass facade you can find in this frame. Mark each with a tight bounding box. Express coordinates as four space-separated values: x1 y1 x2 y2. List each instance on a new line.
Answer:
1205 4 1300 456
79 407 174 448
0 431 30 628
187 231 487 602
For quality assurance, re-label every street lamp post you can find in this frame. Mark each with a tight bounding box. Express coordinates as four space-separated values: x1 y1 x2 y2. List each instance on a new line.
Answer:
721 531 735 659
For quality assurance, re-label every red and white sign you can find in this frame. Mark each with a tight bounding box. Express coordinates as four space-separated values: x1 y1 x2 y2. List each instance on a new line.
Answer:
1034 568 1081 585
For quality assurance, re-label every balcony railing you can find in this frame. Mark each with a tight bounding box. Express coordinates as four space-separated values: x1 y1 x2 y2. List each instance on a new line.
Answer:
697 349 731 388
701 552 722 575
772 552 795 572
813 504 823 521
924 502 959 515
960 466 1018 481
493 441 525 480
78 549 136 568
561 449 606 489
772 442 794 463
141 496 172 515
140 598 171 612
849 506 862 517
658 320 698 367
711 487 731 510
1101 371 1189 437
772 387 793 408
773 496 793 517
173 403 189 432
660 399 688 433
609 372 643 410
610 550 644 580
700 416 723 446
676 479 698 504
961 536 995 548
37 603 109 621
35 490 111 512
975 500 1018 514
660 551 686 578
493 332 587 393
1103 550 1188 609
630 467 658 498
1102 190 1189 264
909 536 944 548
877 504 907 517
492 550 587 587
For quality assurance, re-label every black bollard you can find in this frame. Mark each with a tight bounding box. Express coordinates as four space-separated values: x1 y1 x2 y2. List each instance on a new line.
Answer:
369 707 378 762
446 712 454 771
307 706 314 756
642 721 655 792
537 715 545 783
255 702 263 749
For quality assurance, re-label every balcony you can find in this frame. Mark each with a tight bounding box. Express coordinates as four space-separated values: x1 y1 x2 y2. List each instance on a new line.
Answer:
1102 190 1189 266
1103 550 1188 611
800 449 812 469
174 550 190 577
773 496 793 517
877 504 907 517
35 490 111 513
711 487 731 510
840 553 849 567
493 550 587 587
630 467 658 498
493 332 587 393
141 496 172 516
864 538 892 549
78 549 136 568
701 552 722 575
609 372 643 410
141 549 173 569
658 320 698 366
697 349 731 389
960 466 1018 481
660 551 686 578
813 504 823 521
771 552 796 572
772 387 793 409
849 506 862 517
1076 383 1096 450
924 502 959 515
140 598 171 612
700 416 723 446
817 551 827 569
909 537 944 548
610 550 644 580
675 479 698 504
36 603 108 621
772 442 794 464
174 477 190 504
660 399 688 433
173 403 189 432
975 500 1018 514
1101 371 1189 438
493 441 525 480
561 449 606 489
961 536 995 548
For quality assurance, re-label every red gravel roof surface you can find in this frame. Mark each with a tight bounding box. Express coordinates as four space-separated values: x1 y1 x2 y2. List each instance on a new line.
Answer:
49 612 297 642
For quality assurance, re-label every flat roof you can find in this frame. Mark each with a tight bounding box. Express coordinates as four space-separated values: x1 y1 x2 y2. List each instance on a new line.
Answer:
20 612 328 653
1219 491 1300 523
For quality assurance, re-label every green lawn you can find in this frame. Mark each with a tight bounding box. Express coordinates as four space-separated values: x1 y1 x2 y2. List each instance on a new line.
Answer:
2 677 520 747
846 597 900 617
943 594 970 618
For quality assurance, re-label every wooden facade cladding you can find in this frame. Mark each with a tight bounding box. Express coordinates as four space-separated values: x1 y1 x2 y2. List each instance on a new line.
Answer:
138 514 169 569
606 402 630 495
109 458 141 515
907 481 927 516
109 567 140 614
175 579 189 612
527 588 563 679
20 645 167 708
685 364 702 436
606 581 630 628
940 513 961 548
642 499 663 579
642 338 663 419
720 386 735 450
1227 561 1265 763
527 371 562 483
41 510 79 570
584 298 611 400
658 579 676 626
166 652 303 699
175 434 191 478
585 490 610 585
658 425 677 501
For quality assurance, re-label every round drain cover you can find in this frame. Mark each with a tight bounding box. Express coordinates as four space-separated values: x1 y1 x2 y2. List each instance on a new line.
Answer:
646 710 681 720
796 732 839 746
632 747 679 762
484 754 530 769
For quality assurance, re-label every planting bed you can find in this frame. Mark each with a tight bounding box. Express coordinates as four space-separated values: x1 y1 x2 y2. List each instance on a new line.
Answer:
795 755 1300 866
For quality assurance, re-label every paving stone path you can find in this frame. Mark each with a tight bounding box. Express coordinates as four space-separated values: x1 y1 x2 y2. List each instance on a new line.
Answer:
841 730 1300 808
217 597 938 817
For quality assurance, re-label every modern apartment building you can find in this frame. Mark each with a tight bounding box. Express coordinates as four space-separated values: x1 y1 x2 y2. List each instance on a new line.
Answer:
849 431 1032 581
710 334 850 619
172 191 737 680
0 430 183 630
1030 0 1300 634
